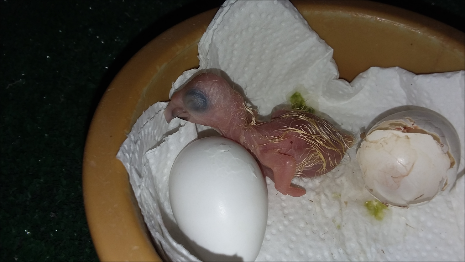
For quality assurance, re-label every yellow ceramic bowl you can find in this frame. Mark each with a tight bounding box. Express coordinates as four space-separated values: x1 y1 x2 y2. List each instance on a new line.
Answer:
83 1 464 261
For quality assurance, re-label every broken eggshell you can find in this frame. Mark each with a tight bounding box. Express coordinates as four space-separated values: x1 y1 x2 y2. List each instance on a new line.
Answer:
356 108 460 207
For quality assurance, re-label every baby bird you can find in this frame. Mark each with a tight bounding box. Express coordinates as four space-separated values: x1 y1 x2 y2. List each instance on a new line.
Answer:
165 72 353 197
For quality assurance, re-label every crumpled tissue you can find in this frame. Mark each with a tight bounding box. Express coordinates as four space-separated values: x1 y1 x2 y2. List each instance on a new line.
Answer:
117 0 464 261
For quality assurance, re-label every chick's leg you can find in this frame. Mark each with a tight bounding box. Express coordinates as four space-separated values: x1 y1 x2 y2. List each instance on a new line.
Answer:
259 150 306 197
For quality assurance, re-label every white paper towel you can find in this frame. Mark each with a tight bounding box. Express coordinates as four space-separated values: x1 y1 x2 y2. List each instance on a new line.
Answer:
117 0 464 261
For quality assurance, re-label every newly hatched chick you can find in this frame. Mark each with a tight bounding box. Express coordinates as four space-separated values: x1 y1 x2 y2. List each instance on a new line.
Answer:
165 72 354 197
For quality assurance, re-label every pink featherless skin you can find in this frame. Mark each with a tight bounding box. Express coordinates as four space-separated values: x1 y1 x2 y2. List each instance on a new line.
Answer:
165 72 354 197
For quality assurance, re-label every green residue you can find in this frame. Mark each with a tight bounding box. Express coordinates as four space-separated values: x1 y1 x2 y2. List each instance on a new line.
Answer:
332 218 341 229
289 92 315 113
332 192 341 199
365 199 388 221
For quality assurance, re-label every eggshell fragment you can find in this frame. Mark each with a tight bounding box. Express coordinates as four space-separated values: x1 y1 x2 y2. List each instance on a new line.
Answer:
356 108 460 207
169 136 268 261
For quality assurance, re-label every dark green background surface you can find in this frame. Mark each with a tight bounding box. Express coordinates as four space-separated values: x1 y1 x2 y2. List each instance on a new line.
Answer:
1 0 463 261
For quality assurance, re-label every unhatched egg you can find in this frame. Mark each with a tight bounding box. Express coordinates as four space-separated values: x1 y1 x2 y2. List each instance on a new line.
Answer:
169 136 268 261
356 108 460 207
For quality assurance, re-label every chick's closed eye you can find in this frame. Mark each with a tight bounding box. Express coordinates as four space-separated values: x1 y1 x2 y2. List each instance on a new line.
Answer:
183 88 208 112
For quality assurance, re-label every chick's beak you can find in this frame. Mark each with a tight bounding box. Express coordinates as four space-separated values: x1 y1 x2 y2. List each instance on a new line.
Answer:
164 101 180 123
164 105 175 123
164 100 190 123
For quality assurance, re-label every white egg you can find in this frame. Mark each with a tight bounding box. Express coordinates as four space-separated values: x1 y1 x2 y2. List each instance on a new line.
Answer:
169 136 268 261
356 108 460 207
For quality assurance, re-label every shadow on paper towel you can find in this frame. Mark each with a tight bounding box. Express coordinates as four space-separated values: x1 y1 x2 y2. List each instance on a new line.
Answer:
158 199 244 262
188 238 244 262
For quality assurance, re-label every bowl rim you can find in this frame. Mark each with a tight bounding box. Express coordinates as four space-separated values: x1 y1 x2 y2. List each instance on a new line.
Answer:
82 8 217 262
82 1 464 261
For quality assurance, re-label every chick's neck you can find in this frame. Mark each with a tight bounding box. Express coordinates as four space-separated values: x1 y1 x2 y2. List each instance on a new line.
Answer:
214 102 256 142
